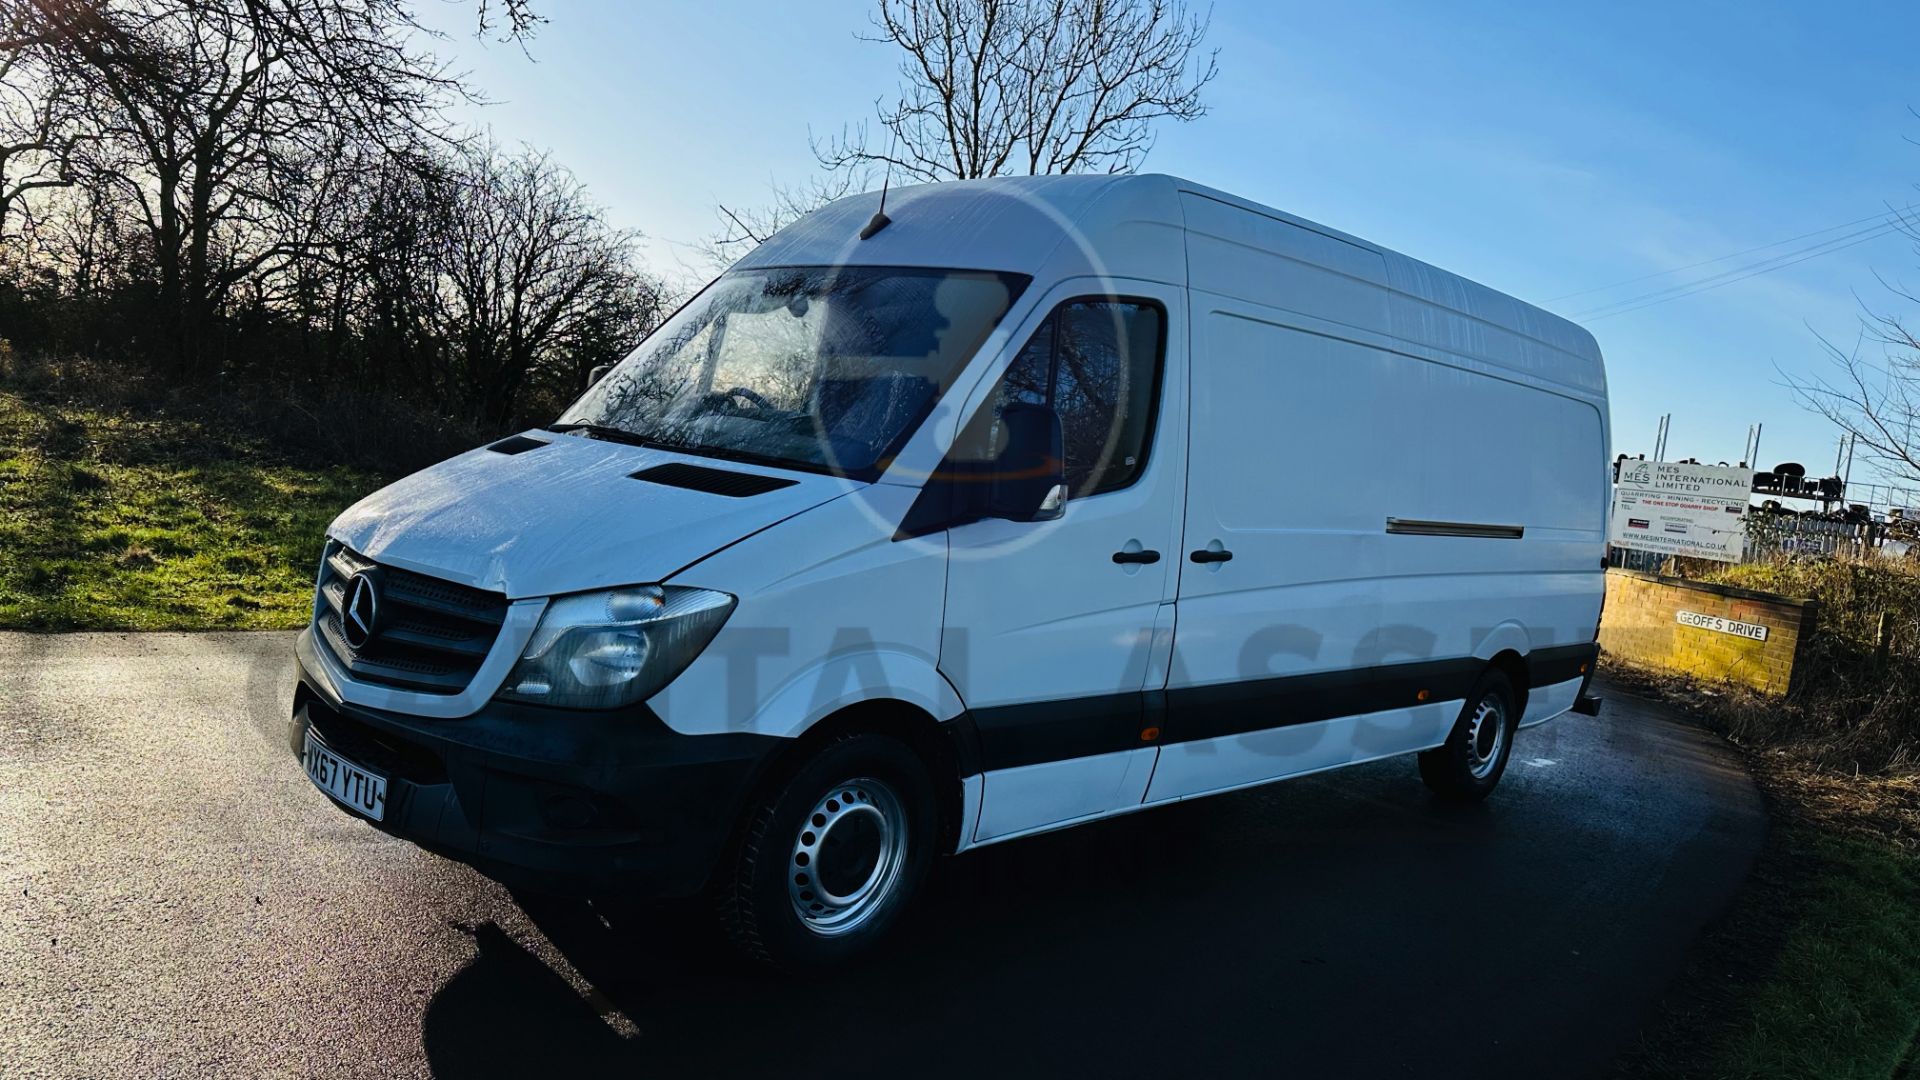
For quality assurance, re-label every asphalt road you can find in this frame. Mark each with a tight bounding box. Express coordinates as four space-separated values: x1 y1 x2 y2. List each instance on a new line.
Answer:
0 632 1764 1079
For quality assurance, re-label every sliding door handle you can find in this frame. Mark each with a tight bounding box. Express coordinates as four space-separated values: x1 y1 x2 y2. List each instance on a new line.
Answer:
1189 549 1234 564
1112 549 1162 565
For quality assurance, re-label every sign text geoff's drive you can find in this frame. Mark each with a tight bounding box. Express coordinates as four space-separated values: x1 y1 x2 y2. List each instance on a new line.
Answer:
1676 610 1770 641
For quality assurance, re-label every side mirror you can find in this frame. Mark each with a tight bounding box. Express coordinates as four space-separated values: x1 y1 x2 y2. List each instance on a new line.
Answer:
985 402 1067 522
587 363 614 388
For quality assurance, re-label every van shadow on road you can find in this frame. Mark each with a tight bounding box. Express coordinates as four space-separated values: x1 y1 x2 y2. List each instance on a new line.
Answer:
425 795 1308 1078
419 706 1762 1080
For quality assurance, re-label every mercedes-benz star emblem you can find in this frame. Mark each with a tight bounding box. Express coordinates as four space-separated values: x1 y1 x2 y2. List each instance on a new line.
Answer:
343 571 381 650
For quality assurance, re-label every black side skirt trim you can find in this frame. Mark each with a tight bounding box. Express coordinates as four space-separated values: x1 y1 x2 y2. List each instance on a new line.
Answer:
1164 656 1482 747
1527 642 1598 688
957 644 1603 774
969 691 1144 773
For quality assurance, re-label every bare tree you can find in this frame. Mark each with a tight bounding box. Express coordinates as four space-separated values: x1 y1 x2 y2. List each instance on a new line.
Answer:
1 0 669 441
1 0 549 376
819 0 1216 182
0 13 85 238
713 0 1215 265
708 170 868 268
1773 200 1920 486
1788 310 1920 485
422 143 662 425
472 0 541 40
52 1 449 373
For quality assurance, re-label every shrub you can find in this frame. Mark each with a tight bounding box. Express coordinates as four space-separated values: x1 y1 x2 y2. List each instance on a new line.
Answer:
1672 555 1920 774
0 357 496 475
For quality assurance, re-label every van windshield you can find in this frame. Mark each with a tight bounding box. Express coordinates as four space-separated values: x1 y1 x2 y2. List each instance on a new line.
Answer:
557 266 1029 478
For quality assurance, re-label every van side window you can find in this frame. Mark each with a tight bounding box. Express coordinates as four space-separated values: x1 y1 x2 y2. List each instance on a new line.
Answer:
963 299 1165 498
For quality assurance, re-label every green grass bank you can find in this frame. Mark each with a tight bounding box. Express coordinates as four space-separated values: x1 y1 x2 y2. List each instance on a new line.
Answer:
0 388 386 630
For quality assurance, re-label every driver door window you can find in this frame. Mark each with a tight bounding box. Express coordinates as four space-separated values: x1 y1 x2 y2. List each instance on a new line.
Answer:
957 299 1166 498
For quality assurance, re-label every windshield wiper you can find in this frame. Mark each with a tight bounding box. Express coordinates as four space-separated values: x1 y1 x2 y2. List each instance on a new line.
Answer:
546 422 671 448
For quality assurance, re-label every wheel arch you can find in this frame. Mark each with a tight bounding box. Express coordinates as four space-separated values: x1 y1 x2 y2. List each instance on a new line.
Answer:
1471 622 1534 717
756 699 971 857
1485 649 1531 718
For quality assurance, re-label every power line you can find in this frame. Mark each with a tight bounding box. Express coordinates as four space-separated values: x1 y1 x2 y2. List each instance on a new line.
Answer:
1546 207 1909 303
1569 215 1913 323
1573 217 1901 319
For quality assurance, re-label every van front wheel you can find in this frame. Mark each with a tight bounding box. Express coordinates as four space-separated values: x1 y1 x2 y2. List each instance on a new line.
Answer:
715 733 936 969
1418 670 1518 802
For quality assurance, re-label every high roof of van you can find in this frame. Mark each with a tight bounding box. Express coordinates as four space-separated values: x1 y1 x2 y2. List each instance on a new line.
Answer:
736 173 1605 398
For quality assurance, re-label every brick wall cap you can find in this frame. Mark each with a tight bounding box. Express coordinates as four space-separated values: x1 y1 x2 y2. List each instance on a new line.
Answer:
1605 567 1816 608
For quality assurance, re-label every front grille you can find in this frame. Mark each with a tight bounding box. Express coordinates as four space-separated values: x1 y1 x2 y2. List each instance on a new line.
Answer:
313 543 509 695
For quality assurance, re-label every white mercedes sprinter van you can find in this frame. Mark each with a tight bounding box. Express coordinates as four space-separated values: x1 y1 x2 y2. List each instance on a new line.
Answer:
290 174 1608 967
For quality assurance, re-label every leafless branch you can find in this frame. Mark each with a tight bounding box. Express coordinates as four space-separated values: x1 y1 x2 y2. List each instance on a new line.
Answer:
815 0 1217 183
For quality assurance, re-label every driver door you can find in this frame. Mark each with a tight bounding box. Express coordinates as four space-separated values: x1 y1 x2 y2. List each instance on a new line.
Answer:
939 279 1187 844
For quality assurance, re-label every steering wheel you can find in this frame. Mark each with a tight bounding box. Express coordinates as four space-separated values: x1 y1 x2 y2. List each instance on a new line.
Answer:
718 386 773 410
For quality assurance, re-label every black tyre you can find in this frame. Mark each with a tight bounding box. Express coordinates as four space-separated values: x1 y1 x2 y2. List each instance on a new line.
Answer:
1418 669 1519 802
715 732 937 969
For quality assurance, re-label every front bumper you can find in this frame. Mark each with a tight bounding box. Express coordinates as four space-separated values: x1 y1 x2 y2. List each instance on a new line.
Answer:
289 628 780 897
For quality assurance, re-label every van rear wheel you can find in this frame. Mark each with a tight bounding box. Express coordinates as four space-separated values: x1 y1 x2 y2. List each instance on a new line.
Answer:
1418 669 1518 802
715 732 935 969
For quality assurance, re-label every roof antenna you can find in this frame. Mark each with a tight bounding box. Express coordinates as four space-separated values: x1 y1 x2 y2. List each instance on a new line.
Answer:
860 132 898 240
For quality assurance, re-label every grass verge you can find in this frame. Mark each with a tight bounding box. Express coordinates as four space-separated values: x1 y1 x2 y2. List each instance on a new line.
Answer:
0 387 388 630
1718 832 1919 1078
1613 668 1920 1080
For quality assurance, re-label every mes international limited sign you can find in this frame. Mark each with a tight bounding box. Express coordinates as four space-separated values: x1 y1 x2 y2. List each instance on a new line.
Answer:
1609 460 1754 563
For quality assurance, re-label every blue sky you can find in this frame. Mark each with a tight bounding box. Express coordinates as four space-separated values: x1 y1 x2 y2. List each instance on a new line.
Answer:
416 0 1920 488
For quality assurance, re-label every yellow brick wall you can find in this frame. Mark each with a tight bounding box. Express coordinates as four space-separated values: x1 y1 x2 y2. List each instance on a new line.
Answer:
1598 569 1816 696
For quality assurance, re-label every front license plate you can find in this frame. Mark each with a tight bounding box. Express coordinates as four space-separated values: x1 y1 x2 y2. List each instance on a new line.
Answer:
303 729 388 822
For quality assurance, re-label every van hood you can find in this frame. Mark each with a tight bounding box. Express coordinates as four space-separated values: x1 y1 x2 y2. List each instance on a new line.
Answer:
327 432 861 599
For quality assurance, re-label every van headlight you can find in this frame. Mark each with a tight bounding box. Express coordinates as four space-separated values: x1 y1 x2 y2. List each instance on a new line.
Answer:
496 586 735 710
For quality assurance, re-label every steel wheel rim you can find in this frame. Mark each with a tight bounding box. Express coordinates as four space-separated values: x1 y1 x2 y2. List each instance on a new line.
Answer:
1466 694 1507 779
787 777 909 937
